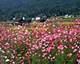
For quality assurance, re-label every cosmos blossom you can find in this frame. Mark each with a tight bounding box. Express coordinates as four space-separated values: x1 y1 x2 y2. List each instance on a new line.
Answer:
58 45 64 50
67 53 72 57
77 59 80 63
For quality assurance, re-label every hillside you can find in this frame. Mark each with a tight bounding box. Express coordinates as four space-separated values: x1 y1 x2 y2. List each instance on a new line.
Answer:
0 0 80 20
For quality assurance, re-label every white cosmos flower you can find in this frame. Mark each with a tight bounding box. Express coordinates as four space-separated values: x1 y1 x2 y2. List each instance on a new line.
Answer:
4 56 7 58
26 30 28 32
25 32 27 34
0 47 1 50
17 27 20 29
53 57 55 59
19 57 21 59
25 30 28 34
5 59 9 62
14 38 17 40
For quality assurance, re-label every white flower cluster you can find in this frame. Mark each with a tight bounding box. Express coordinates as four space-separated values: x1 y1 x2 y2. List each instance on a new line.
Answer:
5 59 10 62
17 25 22 29
0 47 1 50
25 29 28 34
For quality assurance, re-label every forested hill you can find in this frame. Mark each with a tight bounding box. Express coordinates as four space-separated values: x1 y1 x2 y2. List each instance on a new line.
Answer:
0 0 80 20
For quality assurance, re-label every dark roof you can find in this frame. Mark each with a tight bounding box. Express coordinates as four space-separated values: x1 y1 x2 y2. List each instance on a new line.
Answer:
37 14 46 17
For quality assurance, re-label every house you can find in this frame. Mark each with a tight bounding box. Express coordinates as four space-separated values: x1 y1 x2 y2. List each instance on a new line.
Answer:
64 14 74 18
64 14 69 18
32 18 35 21
35 14 47 22
22 17 25 20
13 17 31 26
35 17 40 21
13 17 16 20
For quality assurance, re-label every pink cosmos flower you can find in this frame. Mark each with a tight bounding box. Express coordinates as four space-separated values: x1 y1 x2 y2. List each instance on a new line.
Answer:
31 47 35 50
13 41 17 44
69 31 73 35
78 54 80 58
47 47 53 52
42 49 46 52
4 47 7 50
33 44 38 49
69 38 72 42
12 50 16 54
22 56 25 60
77 59 80 63
25 53 29 58
77 22 80 24
61 51 64 54
42 53 47 57
6 50 10 53
19 31 23 34
73 49 77 53
5 42 9 45
11 53 14 58
20 62 24 64
54 34 60 39
67 53 72 57
62 30 68 34
58 45 64 50
51 58 54 62
74 25 79 28
64 46 68 49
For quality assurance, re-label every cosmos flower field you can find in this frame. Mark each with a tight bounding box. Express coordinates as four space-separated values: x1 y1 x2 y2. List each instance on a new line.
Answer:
0 20 80 64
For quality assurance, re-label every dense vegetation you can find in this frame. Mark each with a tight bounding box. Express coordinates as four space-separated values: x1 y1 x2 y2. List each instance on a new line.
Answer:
0 18 80 64
0 0 80 20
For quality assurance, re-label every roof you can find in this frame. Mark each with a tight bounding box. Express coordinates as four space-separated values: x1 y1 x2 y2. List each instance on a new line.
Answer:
37 14 46 17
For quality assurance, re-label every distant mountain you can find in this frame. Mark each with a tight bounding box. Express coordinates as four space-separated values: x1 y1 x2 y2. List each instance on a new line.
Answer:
0 0 80 20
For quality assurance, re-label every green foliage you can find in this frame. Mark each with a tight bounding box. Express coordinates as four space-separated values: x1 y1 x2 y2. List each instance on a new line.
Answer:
0 0 80 21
